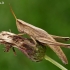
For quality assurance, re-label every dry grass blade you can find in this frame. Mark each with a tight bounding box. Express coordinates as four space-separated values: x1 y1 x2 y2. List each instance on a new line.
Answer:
0 31 46 62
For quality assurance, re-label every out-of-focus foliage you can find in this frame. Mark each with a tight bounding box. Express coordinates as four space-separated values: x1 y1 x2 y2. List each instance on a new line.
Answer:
0 0 70 70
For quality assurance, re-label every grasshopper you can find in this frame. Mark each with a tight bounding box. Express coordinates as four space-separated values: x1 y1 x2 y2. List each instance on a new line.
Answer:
10 5 70 64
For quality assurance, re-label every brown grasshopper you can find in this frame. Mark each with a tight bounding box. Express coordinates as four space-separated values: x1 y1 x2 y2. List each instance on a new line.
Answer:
10 5 70 64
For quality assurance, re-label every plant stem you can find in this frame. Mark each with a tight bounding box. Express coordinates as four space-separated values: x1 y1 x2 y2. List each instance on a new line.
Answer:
44 55 67 70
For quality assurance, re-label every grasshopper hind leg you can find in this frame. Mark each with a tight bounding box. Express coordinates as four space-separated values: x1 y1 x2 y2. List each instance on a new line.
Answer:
51 34 70 42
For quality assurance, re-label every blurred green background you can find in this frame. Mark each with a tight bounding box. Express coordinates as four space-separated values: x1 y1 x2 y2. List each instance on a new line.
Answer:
0 0 70 70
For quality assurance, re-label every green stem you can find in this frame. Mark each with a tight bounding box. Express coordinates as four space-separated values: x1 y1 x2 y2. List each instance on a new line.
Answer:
44 55 67 70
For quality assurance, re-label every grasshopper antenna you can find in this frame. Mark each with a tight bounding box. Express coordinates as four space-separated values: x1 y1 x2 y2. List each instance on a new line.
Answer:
9 3 17 20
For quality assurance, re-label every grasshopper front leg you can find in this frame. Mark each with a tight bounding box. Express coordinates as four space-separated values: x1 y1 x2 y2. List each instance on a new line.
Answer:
30 36 37 46
17 32 26 36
